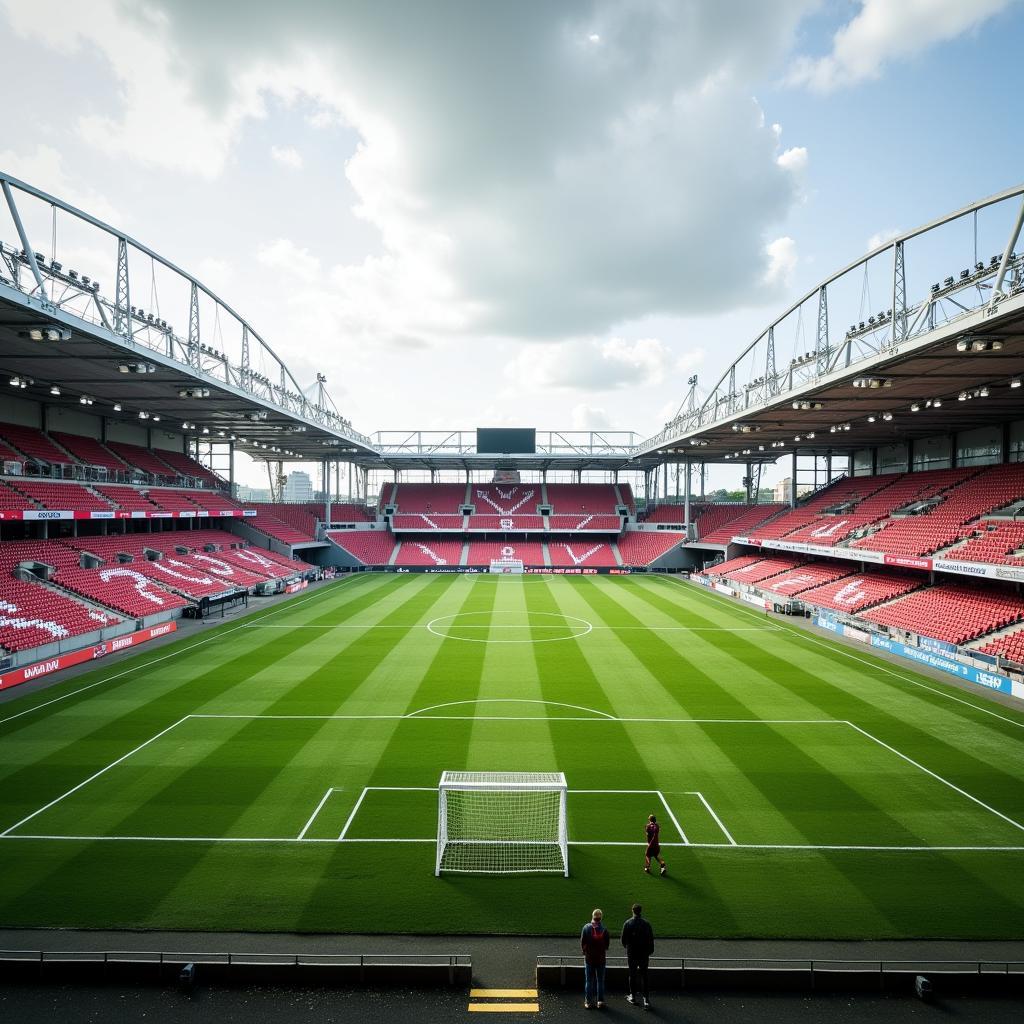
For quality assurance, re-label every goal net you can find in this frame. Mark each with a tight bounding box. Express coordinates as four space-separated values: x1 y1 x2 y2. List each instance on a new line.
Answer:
489 558 524 574
435 771 569 876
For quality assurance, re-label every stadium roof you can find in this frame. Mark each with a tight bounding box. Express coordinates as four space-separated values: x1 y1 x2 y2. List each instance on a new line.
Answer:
2 172 1023 476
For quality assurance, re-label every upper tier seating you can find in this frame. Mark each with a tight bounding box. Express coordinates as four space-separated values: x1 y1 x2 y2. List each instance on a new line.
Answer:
0 577 121 651
105 441 178 478
617 531 685 566
327 530 396 565
861 582 1024 645
393 514 465 530
548 541 617 567
246 513 316 546
465 541 546 565
852 464 1024 558
12 481 111 513
756 562 855 595
467 514 545 531
329 503 373 522
154 449 222 486
393 539 464 567
977 627 1024 666
188 490 242 512
393 483 467 514
0 422 72 465
51 432 127 473
546 484 619 514
548 514 622 531
643 504 685 524
747 477 893 542
146 489 205 513
0 438 22 462
950 521 1024 566
798 571 923 613
0 539 83 573
95 485 160 512
470 484 541 517
702 555 764 577
698 504 786 544
57 566 189 615
617 483 636 514
0 480 27 509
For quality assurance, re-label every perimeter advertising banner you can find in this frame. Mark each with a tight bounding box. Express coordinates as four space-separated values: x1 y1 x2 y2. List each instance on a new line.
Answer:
811 615 1014 696
0 622 177 692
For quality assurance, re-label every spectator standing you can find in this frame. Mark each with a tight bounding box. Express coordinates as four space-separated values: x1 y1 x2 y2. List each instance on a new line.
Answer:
621 903 655 1009
580 907 611 1009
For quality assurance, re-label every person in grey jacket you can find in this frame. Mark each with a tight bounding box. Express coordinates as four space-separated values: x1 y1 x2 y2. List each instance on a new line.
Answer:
621 903 655 1009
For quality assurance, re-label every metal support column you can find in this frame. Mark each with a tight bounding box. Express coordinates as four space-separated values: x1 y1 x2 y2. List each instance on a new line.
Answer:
989 195 1024 308
790 452 797 508
683 456 691 537
1 180 47 300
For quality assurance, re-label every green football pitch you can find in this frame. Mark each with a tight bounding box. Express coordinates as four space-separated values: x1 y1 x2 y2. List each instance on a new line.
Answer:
1 572 1022 938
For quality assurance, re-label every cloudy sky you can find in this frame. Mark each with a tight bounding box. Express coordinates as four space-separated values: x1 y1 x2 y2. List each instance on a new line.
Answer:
1 0 1021 488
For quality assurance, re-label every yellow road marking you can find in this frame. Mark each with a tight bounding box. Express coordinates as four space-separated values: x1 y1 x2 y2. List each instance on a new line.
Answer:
467 1003 539 1013
470 989 538 998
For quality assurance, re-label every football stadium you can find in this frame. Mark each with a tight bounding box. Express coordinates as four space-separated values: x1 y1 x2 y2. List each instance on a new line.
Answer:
1 3 1023 1019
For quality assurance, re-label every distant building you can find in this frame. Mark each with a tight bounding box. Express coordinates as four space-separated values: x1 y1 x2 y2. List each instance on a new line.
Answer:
772 478 811 503
236 486 272 503
283 470 313 502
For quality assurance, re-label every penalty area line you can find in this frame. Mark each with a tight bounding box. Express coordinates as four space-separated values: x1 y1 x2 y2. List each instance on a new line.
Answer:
2 834 1023 852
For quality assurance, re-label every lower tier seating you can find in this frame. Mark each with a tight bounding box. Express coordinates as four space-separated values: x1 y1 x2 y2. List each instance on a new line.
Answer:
246 513 316 545
617 532 685 566
327 530 396 565
756 562 854 595
0 577 121 651
548 541 617 567
797 571 923 613
57 566 189 615
393 539 464 566
702 555 764 577
465 541 545 566
714 556 804 584
861 583 1024 645
977 627 1024 665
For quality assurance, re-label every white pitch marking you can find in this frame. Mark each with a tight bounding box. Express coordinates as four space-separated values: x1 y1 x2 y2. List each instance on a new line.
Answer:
338 787 370 841
844 721 1024 835
297 787 340 841
405 698 617 720
2 834 1023 852
653 575 1024 730
425 610 593 644
244 624 780 632
187 712 840 724
688 790 737 846
657 790 689 845
0 716 191 836
0 573 375 728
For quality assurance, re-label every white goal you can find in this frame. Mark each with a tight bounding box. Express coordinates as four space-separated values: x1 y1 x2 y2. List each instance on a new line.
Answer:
489 558 524 574
435 771 569 876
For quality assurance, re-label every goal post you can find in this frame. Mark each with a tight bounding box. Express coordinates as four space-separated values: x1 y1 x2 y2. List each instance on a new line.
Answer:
489 557 524 574
435 771 569 876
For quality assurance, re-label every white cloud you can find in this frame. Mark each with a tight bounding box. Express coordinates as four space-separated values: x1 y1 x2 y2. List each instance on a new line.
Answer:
571 403 610 429
866 228 901 252
776 146 808 172
505 336 684 393
0 143 120 225
3 0 816 346
788 0 1013 92
763 236 798 289
256 238 321 278
270 145 304 169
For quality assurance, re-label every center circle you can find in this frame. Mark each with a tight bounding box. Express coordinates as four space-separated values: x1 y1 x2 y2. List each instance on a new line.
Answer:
425 610 593 644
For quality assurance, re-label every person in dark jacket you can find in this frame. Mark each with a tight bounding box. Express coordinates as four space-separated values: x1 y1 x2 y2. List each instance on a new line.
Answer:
580 907 611 1009
621 903 655 1009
